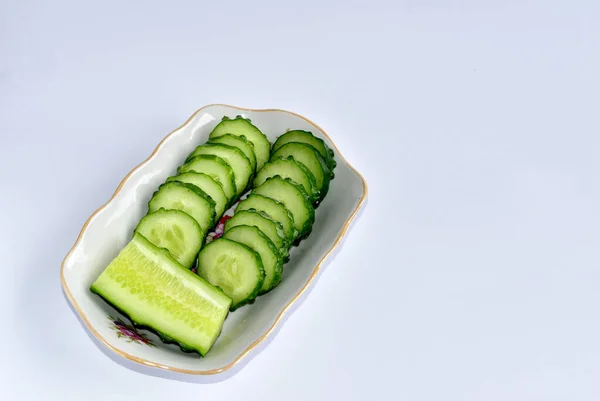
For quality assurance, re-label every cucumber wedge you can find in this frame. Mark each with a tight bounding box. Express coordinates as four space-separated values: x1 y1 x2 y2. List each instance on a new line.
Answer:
179 155 237 202
252 176 314 240
271 142 331 201
223 225 283 294
236 193 297 243
254 156 319 202
148 182 216 235
209 134 257 174
272 129 336 170
187 144 252 198
166 172 228 218
197 238 264 311
224 209 288 257
208 116 271 171
135 209 203 268
90 232 232 355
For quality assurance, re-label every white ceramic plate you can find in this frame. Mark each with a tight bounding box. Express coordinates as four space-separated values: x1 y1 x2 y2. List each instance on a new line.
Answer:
61 104 367 375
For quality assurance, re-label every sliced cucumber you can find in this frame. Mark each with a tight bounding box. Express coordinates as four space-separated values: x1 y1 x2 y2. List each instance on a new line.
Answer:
224 209 288 257
187 144 252 198
166 172 228 218
254 156 319 202
90 232 232 355
209 134 257 174
236 193 297 243
272 129 336 170
223 225 283 294
197 238 264 311
178 155 237 202
135 209 203 268
209 116 271 171
148 181 215 235
271 142 331 200
252 176 314 239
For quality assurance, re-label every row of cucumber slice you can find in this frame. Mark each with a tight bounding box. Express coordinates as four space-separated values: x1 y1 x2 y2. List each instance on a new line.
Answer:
135 116 272 268
196 130 336 310
90 115 336 355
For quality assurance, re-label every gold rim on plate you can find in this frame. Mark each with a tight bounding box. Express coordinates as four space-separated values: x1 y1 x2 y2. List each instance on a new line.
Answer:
60 104 368 375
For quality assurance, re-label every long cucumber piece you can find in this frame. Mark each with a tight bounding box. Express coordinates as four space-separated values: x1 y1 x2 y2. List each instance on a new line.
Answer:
90 233 232 355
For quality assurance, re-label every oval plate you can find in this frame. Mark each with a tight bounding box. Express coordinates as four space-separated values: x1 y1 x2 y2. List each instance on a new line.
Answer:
61 104 367 375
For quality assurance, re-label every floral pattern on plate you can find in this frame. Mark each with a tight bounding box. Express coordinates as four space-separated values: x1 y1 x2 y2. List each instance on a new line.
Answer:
109 316 155 347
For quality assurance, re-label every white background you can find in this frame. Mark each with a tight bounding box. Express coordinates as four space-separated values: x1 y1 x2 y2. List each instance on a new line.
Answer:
1 0 599 400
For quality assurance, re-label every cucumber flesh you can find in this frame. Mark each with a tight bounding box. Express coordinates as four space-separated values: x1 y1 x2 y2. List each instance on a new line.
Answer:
209 116 271 171
148 181 216 235
271 142 331 200
272 129 336 170
90 232 232 355
252 176 315 239
178 155 237 202
209 134 257 174
235 193 297 243
254 156 319 203
224 209 288 257
197 238 264 311
166 172 228 218
135 209 203 268
187 144 252 198
223 225 283 294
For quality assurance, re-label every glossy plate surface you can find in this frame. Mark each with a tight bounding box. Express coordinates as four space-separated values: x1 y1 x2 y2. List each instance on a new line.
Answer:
61 104 367 375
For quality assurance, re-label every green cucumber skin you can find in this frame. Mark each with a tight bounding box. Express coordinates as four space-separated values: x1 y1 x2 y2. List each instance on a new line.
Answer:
272 129 337 171
209 115 270 171
178 155 237 203
224 208 289 259
235 193 298 246
148 181 217 231
223 225 284 294
270 142 332 202
253 176 315 241
166 172 228 219
209 133 257 174
311 147 332 201
254 156 320 203
185 143 253 200
197 238 265 311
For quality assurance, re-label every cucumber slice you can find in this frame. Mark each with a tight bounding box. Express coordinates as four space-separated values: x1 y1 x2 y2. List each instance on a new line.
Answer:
271 142 331 200
272 129 336 170
208 116 271 171
187 144 252 198
90 232 232 355
166 172 228 218
135 209 203 268
209 134 257 174
197 238 264 311
148 181 216 235
224 209 288 257
235 193 297 243
179 155 237 202
252 176 315 239
253 156 319 202
223 225 283 294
